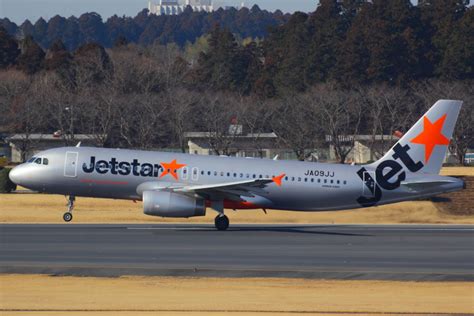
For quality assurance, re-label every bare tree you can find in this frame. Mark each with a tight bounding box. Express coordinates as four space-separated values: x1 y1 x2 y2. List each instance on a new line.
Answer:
38 72 79 145
166 88 201 153
78 86 119 147
5 75 47 161
364 85 415 160
270 92 323 161
198 93 244 156
239 97 276 158
117 92 167 149
315 85 363 164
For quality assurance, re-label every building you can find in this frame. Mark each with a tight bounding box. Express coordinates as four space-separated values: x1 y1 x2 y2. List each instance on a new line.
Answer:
148 0 215 15
7 134 98 163
185 131 405 163
326 135 401 164
185 132 292 159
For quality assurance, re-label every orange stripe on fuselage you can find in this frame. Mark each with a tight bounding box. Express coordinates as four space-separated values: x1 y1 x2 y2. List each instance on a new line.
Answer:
206 200 259 210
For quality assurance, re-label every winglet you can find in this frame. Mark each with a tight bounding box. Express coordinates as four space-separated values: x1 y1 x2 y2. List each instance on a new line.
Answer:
272 173 286 187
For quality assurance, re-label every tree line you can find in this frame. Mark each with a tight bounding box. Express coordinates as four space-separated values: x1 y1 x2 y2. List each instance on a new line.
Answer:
0 0 472 164
0 5 288 50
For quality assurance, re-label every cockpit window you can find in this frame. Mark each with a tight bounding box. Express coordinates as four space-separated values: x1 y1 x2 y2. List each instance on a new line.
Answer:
27 157 36 163
34 158 42 164
43 158 49 165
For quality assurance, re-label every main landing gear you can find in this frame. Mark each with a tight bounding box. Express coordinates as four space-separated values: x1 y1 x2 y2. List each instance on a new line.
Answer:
63 196 75 222
214 214 229 231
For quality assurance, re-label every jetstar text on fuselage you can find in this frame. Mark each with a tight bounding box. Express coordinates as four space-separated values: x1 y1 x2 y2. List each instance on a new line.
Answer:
82 156 163 177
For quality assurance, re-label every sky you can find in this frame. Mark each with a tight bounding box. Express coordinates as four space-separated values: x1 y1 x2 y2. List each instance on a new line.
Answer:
0 0 317 24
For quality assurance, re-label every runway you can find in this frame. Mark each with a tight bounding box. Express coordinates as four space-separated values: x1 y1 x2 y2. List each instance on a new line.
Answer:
1 224 473 281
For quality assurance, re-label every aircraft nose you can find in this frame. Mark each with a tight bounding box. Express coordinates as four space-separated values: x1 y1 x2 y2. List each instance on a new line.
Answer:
9 165 25 185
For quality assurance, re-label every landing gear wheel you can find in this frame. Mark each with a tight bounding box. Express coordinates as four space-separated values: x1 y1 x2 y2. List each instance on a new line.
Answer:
63 212 73 222
62 196 75 222
215 215 229 231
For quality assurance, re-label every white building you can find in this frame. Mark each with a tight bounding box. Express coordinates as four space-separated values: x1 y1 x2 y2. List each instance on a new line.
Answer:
148 0 215 16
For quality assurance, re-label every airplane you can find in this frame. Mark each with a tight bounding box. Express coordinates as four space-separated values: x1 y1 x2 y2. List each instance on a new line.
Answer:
9 100 465 231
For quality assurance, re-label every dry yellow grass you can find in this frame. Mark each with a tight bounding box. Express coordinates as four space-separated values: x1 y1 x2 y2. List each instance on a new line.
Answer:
1 193 473 224
440 166 474 176
1 274 473 315
2 167 473 224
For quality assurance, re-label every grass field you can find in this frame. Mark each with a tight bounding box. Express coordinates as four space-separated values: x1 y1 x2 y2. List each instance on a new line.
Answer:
1 274 473 315
1 167 473 224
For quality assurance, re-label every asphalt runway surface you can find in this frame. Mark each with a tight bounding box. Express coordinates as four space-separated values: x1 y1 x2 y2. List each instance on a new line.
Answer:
1 224 473 281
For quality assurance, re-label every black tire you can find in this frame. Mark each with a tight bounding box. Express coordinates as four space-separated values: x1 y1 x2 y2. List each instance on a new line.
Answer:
214 215 229 231
63 212 73 222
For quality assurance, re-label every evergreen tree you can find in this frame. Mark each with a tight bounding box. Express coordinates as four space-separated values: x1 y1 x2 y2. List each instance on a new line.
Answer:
20 20 34 37
419 0 468 76
16 35 45 74
196 25 242 91
0 26 20 69
440 8 474 79
33 18 48 48
44 39 72 71
264 12 310 93
306 0 346 83
46 15 67 48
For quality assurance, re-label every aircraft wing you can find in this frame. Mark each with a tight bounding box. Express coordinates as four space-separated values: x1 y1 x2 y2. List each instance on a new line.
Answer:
174 179 275 201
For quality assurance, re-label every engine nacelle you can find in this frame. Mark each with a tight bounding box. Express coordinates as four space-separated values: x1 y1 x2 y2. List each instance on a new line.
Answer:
143 191 206 218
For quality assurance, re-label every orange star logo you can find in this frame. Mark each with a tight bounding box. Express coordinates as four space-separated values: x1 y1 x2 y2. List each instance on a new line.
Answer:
160 159 187 180
410 114 450 163
272 173 286 187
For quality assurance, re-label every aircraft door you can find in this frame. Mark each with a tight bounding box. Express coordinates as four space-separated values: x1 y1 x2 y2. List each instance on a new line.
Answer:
362 171 376 198
64 152 79 178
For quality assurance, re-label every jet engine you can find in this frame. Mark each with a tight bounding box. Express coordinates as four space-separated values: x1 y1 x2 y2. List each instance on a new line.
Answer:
143 191 206 218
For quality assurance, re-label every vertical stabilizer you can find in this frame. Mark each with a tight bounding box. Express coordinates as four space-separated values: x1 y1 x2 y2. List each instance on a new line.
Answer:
370 100 463 174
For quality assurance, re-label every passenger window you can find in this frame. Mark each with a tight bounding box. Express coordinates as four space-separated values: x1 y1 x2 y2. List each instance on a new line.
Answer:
34 158 42 164
208 171 211 175
304 178 308 182
285 176 288 181
227 172 230 177
337 180 340 184
343 181 347 185
330 180 334 184
214 171 217 176
298 177 301 182
240 173 244 178
311 178 314 183
221 171 224 177
233 173 237 177
324 179 327 184
318 179 321 183
43 158 49 165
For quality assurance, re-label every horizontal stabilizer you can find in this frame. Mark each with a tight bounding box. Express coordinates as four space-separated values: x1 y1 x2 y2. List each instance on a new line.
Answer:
401 179 459 192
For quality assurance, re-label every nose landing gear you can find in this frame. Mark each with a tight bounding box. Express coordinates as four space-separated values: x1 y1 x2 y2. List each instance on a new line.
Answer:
63 196 75 222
